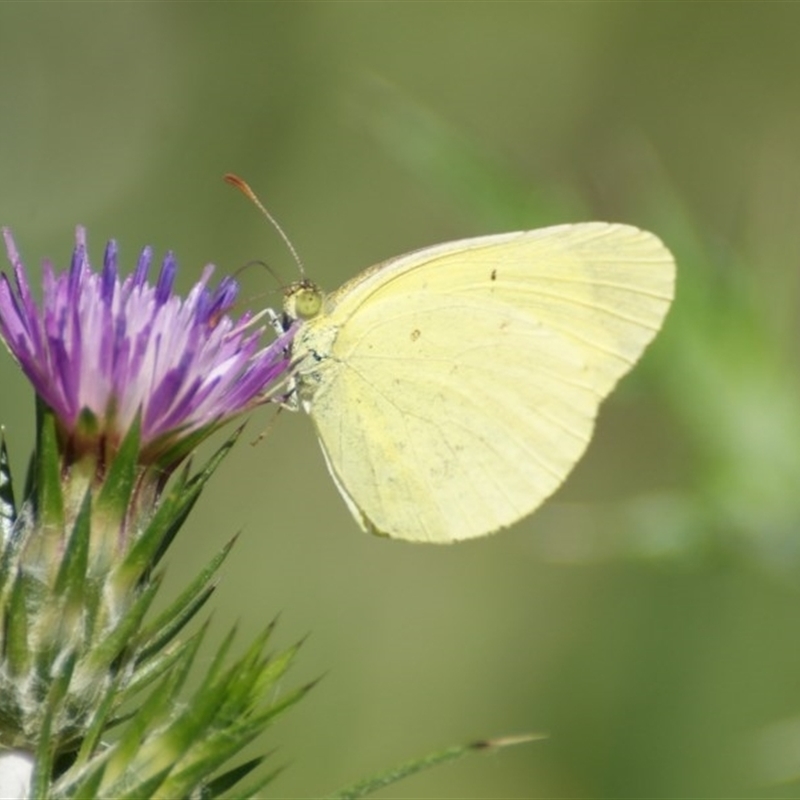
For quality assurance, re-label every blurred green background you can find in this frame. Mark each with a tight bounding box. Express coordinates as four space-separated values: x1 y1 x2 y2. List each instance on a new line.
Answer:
2 3 800 797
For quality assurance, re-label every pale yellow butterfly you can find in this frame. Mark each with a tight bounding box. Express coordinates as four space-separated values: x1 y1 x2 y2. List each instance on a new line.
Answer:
228 177 676 544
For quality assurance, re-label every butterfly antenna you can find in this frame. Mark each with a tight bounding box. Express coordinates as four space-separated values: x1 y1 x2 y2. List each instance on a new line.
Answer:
235 258 286 291
225 173 306 277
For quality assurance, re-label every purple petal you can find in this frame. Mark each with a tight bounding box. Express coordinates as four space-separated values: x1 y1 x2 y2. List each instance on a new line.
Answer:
133 245 152 287
101 241 118 303
155 252 177 305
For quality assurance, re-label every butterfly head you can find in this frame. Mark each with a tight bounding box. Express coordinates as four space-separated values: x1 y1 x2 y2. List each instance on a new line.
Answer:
284 279 324 322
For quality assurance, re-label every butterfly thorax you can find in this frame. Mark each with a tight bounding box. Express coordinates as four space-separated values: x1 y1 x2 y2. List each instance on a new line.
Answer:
283 279 340 407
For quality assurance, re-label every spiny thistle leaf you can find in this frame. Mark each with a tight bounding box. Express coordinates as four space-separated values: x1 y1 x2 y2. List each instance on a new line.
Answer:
214 624 275 703
151 425 245 568
95 623 300 800
30 701 55 799
110 672 178 766
134 534 238 664
143 643 309 799
58 758 107 800
113 426 242 596
184 425 244 489
202 623 239 687
71 670 126 770
94 413 141 523
328 734 544 800
201 755 270 798
254 631 304 695
156 740 249 798
146 619 210 711
53 490 91 599
234 763 287 800
116 765 174 800
30 651 78 798
5 568 30 677
34 400 64 530
85 575 162 673
248 678 318 730
110 482 191 594
100 665 191 793
143 419 223 477
115 627 207 712
0 432 16 539
0 506 24 604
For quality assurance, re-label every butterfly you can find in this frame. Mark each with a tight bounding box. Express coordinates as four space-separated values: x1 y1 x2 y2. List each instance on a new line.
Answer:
227 176 675 543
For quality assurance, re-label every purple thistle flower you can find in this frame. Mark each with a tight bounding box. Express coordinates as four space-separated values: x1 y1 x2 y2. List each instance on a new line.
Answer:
0 226 294 459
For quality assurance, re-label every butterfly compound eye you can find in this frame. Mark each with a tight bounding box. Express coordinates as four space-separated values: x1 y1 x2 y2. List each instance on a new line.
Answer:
284 280 324 321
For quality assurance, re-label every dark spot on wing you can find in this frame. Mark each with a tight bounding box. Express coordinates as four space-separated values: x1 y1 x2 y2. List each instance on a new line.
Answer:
410 328 421 342
490 269 497 281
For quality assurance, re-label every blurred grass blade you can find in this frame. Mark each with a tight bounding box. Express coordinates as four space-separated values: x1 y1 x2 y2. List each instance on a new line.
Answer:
328 733 543 800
